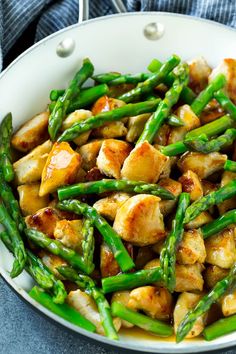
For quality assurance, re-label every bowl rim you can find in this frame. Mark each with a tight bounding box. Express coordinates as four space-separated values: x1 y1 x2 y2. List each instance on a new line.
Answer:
1 11 236 353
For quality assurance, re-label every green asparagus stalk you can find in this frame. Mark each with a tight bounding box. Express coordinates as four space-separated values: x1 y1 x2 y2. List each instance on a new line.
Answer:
0 171 25 232
111 302 173 337
161 115 234 156
0 113 14 182
203 313 236 341
50 89 66 101
201 209 236 239
93 72 151 85
29 286 96 332
58 200 134 272
190 74 226 116
118 55 180 103
58 266 118 340
57 179 175 201
138 63 189 144
0 201 27 278
176 262 236 342
167 114 184 127
160 193 190 292
148 58 196 104
184 180 236 224
93 72 122 83
0 231 66 304
81 219 95 271
224 159 236 172
102 267 163 294
214 89 236 121
184 128 236 153
25 228 94 275
48 58 94 140
57 99 161 142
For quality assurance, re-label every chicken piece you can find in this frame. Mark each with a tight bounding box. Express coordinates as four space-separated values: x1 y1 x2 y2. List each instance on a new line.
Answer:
39 251 67 279
128 286 173 321
54 219 84 252
17 183 49 216
111 291 134 328
188 56 212 93
96 139 132 179
209 58 236 103
93 192 130 221
167 105 200 144
62 109 92 146
39 142 81 196
205 228 236 269
11 111 49 152
158 178 182 216
92 95 127 138
174 292 206 339
126 113 151 143
100 242 120 278
218 171 236 215
184 211 213 230
178 152 227 179
176 229 206 265
13 140 52 185
204 265 229 289
67 289 121 335
179 170 203 202
25 207 60 237
113 194 165 246
121 141 168 183
221 290 236 317
77 140 103 171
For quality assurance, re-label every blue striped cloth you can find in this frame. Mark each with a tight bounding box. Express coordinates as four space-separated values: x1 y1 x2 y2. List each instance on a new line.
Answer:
0 0 236 71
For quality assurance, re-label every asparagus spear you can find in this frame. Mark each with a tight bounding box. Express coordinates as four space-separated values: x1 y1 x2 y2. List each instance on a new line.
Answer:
118 55 180 103
57 99 160 142
0 171 25 232
161 115 234 156
93 72 151 85
203 313 236 341
190 74 226 116
25 228 94 275
50 89 66 101
29 286 96 332
224 159 236 172
176 262 236 342
138 63 189 144
0 201 27 278
0 231 66 304
111 302 173 337
102 267 163 294
167 114 184 127
58 266 118 340
57 179 175 201
0 113 14 182
58 200 134 272
160 193 190 292
184 180 236 224
81 219 95 271
184 128 236 153
214 89 236 120
48 58 94 140
201 209 236 239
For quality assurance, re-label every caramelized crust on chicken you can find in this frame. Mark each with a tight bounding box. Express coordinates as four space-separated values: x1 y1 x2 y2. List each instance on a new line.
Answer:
25 207 60 237
176 229 206 265
93 192 130 221
179 170 203 202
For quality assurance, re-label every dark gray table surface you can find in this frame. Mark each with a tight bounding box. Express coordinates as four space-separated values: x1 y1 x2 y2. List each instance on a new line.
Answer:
1 276 236 354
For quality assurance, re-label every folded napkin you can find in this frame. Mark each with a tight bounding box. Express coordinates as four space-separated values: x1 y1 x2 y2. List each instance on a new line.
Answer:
0 0 236 71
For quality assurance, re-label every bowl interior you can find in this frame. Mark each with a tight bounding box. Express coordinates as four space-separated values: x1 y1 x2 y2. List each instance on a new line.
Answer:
1 12 236 353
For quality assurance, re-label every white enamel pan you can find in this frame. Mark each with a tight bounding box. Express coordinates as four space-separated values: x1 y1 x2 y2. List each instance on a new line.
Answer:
0 9 236 353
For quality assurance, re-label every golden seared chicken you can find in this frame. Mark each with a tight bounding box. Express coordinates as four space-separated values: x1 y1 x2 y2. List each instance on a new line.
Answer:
179 170 203 202
62 109 92 146
174 292 206 338
54 219 84 252
39 251 67 279
100 242 120 278
188 56 212 93
218 171 236 215
11 111 49 152
113 194 165 246
158 178 182 216
13 140 52 185
176 229 206 265
126 113 151 143
39 142 81 196
204 265 229 289
121 141 168 183
184 211 213 230
25 207 60 237
93 192 130 221
127 286 173 320
221 290 236 317
17 183 49 216
77 139 103 171
111 291 134 328
96 139 132 179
